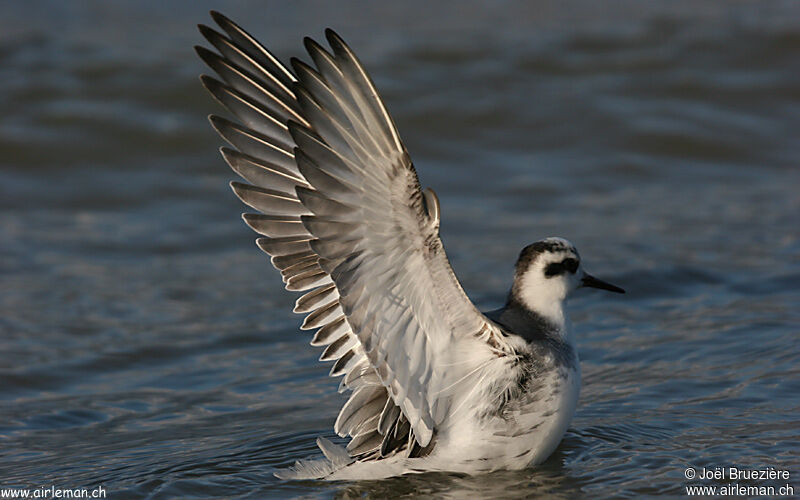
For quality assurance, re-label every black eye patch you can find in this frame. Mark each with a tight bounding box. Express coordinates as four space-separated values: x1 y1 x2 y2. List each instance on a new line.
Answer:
544 258 579 277
563 258 579 273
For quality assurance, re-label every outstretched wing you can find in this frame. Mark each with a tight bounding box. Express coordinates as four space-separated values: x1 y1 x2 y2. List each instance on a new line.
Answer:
198 12 512 457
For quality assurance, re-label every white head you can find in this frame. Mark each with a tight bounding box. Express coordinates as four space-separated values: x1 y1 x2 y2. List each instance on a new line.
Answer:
511 237 624 328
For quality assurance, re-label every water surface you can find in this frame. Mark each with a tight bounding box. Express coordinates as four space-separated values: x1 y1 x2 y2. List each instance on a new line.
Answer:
1 1 798 498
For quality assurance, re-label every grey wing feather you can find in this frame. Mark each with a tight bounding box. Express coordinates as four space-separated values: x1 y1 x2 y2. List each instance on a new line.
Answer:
246 215 306 238
199 12 512 460
220 147 307 193
209 115 298 176
201 75 295 151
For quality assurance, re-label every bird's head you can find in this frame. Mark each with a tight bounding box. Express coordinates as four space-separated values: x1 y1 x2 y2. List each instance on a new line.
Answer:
511 237 624 325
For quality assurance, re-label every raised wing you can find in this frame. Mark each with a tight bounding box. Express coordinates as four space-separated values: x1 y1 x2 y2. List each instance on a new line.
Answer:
198 12 512 457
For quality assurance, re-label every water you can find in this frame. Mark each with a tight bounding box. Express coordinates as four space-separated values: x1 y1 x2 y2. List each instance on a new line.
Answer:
1 1 798 498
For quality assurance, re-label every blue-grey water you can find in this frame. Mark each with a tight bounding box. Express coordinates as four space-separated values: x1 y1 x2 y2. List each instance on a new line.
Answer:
1 1 798 498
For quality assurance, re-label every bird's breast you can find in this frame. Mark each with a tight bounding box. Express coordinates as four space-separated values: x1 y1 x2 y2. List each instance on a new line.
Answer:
491 354 581 468
430 344 581 473
474 345 581 469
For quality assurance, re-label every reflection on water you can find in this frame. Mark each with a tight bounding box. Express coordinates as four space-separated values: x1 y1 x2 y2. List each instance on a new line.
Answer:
1 1 798 498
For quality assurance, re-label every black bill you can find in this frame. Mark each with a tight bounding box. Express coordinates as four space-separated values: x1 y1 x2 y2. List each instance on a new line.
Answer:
581 273 625 294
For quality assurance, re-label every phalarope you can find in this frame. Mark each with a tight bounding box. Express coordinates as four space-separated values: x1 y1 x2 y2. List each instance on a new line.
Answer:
197 12 624 480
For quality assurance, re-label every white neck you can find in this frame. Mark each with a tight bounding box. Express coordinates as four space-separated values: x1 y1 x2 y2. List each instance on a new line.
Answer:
515 271 570 337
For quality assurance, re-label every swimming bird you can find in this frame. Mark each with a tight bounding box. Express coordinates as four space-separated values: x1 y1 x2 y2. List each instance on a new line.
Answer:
197 12 625 480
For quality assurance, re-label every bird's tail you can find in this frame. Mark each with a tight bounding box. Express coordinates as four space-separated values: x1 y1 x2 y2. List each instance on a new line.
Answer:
274 437 354 480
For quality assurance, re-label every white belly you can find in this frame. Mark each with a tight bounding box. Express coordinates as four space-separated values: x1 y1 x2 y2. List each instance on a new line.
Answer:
507 361 581 466
428 350 582 473
327 343 582 479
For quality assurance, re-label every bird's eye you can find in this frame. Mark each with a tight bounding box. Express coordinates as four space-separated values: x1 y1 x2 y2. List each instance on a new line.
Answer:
563 258 579 273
